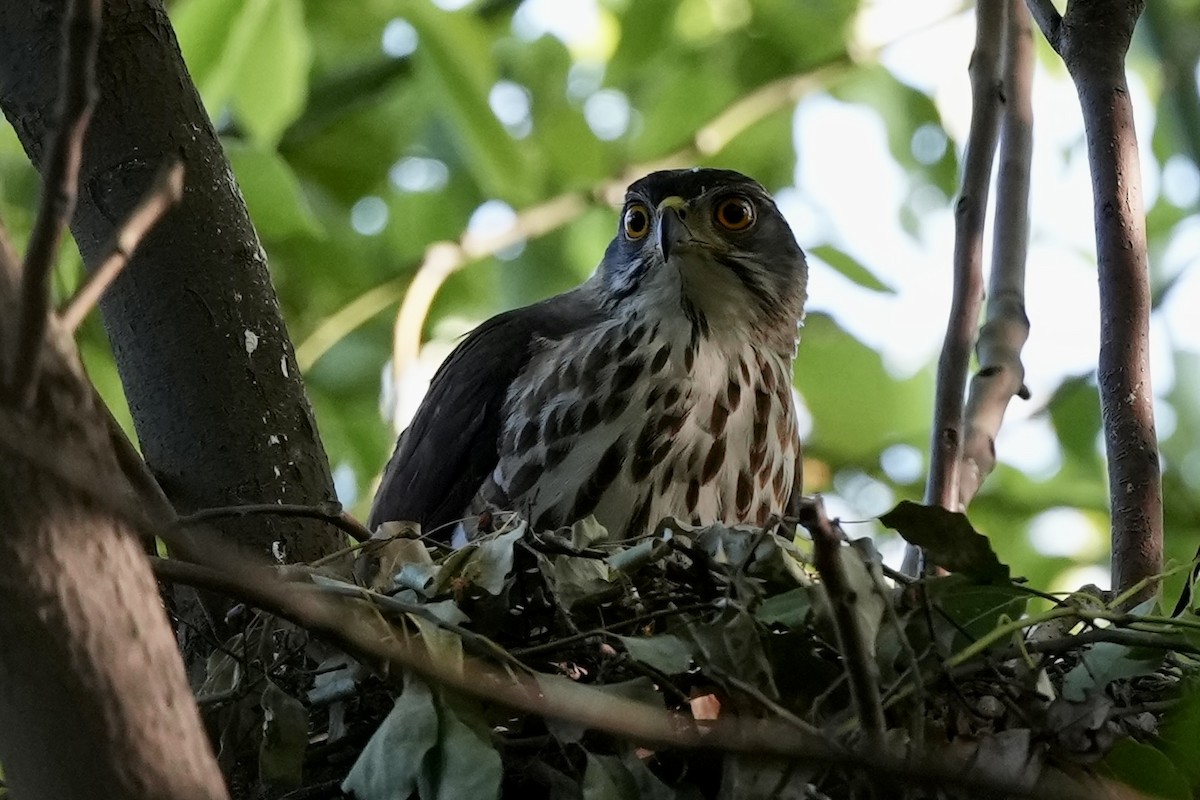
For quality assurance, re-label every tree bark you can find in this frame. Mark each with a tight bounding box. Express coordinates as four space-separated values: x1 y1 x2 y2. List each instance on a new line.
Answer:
1027 0 1162 602
0 0 339 565
0 330 228 799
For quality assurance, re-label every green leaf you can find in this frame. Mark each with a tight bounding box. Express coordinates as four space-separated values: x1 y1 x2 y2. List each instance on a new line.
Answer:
1159 678 1200 790
539 553 614 610
797 313 933 463
411 615 465 677
342 674 439 800
1046 376 1103 467
198 633 243 699
1101 739 1191 800
755 587 813 628
616 633 695 674
571 515 610 549
922 575 1028 652
830 64 958 195
880 500 1010 583
258 681 308 790
226 141 324 241
684 609 777 697
466 526 525 595
172 0 254 110
583 754 637 800
810 244 895 293
404 3 528 199
424 693 503 800
1061 641 1165 702
232 0 313 145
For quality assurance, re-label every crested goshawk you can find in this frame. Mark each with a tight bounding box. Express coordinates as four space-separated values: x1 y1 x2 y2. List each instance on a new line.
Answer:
369 168 807 541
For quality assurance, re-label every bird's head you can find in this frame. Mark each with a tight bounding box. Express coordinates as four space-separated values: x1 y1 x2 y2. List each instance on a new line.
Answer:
595 168 807 349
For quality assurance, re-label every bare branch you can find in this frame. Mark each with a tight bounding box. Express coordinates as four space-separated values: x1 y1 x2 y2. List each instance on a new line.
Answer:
1024 0 1064 52
59 158 184 334
958 0 1035 507
1039 0 1160 602
176 502 372 544
800 496 887 743
909 0 1008 575
9 0 101 403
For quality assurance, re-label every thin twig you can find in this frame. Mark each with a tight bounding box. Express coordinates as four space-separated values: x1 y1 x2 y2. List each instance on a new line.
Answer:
175 502 372 543
511 602 718 657
909 0 1008 576
10 0 101 404
801 497 887 743
59 158 185 333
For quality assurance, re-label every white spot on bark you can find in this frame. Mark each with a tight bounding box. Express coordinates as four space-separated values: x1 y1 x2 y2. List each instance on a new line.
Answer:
281 356 289 377
273 466 282 478
268 434 280 445
244 329 259 354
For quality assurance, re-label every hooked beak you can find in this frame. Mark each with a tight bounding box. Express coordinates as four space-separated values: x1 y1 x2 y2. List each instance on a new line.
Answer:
655 196 690 262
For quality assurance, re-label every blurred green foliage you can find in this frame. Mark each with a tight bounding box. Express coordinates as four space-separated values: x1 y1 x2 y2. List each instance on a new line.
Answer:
2 0 1199 603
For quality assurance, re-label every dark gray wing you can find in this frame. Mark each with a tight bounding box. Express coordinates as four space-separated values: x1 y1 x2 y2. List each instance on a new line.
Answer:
368 288 601 535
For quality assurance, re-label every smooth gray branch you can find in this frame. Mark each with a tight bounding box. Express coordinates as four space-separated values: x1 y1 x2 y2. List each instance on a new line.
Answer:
910 0 1008 576
958 0 1036 507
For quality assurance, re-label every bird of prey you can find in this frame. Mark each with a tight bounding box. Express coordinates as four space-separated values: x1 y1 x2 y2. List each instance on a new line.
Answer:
369 168 808 542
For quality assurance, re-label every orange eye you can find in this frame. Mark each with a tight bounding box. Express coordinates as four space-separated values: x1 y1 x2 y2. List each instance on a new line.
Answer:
714 195 755 231
623 203 650 239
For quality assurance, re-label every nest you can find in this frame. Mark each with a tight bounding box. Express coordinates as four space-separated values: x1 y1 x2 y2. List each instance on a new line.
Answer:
197 504 1197 800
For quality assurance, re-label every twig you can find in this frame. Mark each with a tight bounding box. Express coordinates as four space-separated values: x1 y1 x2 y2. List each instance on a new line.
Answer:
59 158 185 333
511 602 718 657
175 502 372 543
800 497 887 743
909 0 1007 576
957 0 1035 508
9 0 101 404
1027 0 1162 603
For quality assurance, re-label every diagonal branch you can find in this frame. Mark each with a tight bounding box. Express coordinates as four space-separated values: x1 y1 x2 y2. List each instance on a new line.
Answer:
957 0 1036 508
9 0 101 404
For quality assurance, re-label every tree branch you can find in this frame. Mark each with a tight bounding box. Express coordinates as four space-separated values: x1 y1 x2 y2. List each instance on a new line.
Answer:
909 0 1007 575
1024 0 1064 52
958 0 1035 508
801 497 887 744
1035 0 1161 603
176 502 371 544
9 0 100 404
59 157 184 333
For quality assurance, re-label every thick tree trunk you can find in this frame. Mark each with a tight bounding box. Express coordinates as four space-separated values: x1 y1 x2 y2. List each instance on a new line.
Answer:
0 0 339 565
0 334 228 799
